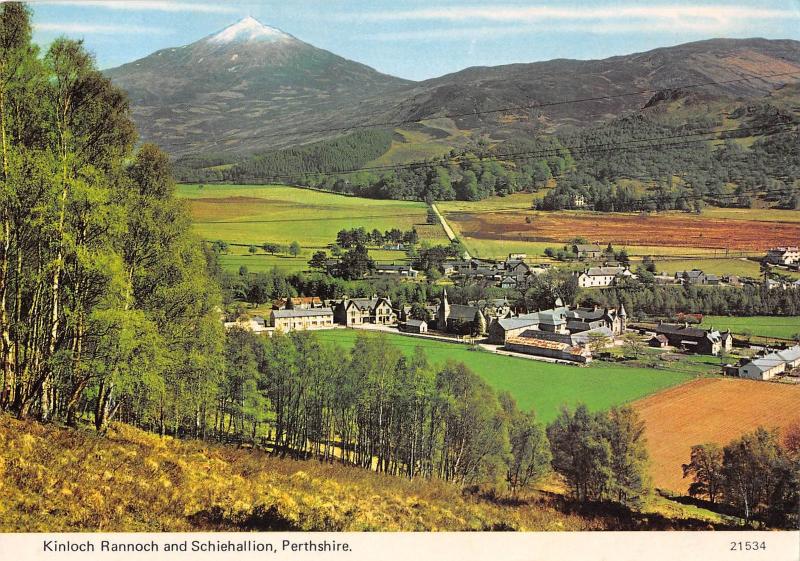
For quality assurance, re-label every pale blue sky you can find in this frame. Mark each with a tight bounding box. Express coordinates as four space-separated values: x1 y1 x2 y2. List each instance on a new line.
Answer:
27 0 800 80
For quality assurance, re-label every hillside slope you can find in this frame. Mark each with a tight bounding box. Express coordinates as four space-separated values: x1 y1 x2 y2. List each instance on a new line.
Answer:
388 38 800 136
0 415 733 531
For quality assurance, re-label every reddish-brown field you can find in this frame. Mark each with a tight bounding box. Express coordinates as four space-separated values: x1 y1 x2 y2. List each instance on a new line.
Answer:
632 378 800 493
449 211 800 251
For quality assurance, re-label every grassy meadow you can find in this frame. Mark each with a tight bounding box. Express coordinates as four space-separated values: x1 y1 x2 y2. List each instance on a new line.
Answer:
367 119 473 166
177 184 448 273
313 329 694 423
699 315 800 340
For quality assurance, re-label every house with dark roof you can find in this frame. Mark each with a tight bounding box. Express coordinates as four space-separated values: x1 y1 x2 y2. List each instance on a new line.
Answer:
674 269 720 285
436 289 485 335
470 298 512 324
565 305 627 335
655 322 732 355
572 244 603 259
399 319 428 334
333 297 396 326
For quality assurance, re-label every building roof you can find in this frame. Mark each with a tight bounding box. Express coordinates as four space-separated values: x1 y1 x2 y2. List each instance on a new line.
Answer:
272 307 333 318
519 329 573 345
346 297 391 311
680 269 705 279
567 307 607 321
376 264 416 272
574 244 601 252
744 355 786 373
656 323 711 339
584 266 627 277
570 327 614 345
404 319 427 328
448 304 481 321
777 346 800 363
651 334 670 344
497 317 541 331
506 336 588 357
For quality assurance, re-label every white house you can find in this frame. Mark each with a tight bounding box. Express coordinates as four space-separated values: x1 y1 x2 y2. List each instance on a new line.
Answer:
271 308 335 332
738 353 787 381
766 247 800 266
576 266 634 288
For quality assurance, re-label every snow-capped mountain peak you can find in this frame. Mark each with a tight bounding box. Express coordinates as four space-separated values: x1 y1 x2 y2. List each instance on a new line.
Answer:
207 16 292 45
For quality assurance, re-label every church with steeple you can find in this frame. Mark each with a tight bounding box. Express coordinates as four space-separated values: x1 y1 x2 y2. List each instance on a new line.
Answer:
436 289 486 335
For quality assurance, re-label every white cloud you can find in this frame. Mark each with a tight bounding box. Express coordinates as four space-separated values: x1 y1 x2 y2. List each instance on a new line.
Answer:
350 5 797 23
350 4 800 37
34 22 172 34
31 1 238 14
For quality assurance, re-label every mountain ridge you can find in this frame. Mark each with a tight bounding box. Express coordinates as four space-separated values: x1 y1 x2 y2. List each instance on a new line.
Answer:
104 20 800 157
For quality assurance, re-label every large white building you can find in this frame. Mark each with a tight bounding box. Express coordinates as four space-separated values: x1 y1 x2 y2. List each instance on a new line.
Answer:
737 345 800 381
576 266 634 288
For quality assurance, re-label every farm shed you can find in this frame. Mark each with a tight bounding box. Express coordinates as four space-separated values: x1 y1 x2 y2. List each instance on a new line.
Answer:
400 319 428 334
738 354 786 381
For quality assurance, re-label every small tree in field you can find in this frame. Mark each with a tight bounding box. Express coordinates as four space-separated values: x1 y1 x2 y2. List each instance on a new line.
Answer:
248 245 258 255
622 333 644 359
682 443 724 504
289 241 301 257
587 332 611 354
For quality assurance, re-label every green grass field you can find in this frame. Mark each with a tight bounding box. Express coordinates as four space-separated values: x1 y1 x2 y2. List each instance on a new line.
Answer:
699 316 800 340
652 257 763 277
177 183 449 273
313 329 693 422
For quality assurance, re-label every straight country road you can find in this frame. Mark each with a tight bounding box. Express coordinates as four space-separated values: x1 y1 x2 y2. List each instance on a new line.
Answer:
430 203 472 259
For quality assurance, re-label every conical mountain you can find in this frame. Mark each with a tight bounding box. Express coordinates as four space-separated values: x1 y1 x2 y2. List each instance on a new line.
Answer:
105 17 411 154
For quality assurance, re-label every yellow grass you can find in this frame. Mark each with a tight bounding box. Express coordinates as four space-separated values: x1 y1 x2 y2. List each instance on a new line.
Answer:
1 414 734 531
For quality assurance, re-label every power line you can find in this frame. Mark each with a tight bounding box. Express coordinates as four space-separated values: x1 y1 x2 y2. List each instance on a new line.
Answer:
162 69 800 149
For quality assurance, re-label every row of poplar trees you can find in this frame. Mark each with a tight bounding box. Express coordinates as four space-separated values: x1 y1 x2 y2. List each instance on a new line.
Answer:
0 3 223 432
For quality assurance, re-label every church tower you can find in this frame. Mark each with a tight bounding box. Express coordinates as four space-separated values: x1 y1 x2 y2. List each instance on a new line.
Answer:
618 302 627 333
438 289 450 330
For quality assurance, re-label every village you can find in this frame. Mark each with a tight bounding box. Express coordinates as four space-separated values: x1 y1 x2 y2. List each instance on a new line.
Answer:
224 252 800 384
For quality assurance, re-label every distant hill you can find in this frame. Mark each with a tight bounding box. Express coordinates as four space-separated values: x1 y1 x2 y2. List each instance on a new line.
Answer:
106 27 800 159
390 38 800 137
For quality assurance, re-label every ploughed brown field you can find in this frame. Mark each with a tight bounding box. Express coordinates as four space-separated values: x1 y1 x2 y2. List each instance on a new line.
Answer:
632 378 800 493
448 211 800 251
